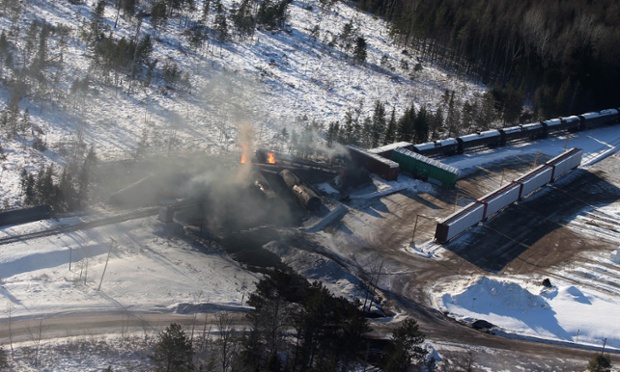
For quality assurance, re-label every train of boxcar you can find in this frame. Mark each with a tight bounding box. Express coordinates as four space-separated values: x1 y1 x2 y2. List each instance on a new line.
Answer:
0 204 54 227
435 148 583 243
411 108 619 157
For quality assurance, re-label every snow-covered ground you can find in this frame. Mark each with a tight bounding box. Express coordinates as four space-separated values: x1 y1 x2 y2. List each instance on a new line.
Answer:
0 217 257 319
0 123 618 369
0 0 484 208
1 0 620 366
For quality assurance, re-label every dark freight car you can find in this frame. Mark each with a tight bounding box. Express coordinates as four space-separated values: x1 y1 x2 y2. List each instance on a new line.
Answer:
292 184 321 211
0 205 54 227
347 145 399 181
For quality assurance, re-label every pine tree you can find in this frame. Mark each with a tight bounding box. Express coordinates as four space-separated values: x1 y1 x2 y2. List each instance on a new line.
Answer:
0 142 6 162
413 105 429 143
257 0 289 29
353 36 367 64
326 121 340 147
370 100 386 148
397 105 415 142
213 0 229 43
232 0 255 38
19 108 30 137
77 146 97 207
202 0 211 21
0 345 9 371
383 318 427 372
150 323 195 372
384 107 397 145
360 116 372 148
339 21 354 50
151 1 168 29
91 0 106 39
588 353 612 372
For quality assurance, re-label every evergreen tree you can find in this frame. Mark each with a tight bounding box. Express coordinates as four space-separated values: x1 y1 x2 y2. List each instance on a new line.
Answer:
241 271 306 370
326 121 340 147
354 36 367 64
383 318 427 372
461 100 477 132
0 345 9 371
232 0 255 38
19 108 30 137
397 105 414 142
370 100 386 148
384 107 397 145
502 83 524 125
213 0 229 43
257 0 289 29
121 0 137 17
91 0 106 39
58 168 76 211
77 146 97 206
339 21 354 51
0 142 6 162
150 323 195 372
429 107 444 140
360 116 372 148
201 0 211 21
588 353 612 372
413 105 429 143
340 110 355 145
444 90 461 137
151 1 168 29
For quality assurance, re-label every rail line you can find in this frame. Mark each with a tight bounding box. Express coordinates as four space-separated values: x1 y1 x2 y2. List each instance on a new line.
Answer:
0 207 160 246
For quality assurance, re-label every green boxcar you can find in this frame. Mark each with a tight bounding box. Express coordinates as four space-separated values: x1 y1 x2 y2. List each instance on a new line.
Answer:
391 148 459 187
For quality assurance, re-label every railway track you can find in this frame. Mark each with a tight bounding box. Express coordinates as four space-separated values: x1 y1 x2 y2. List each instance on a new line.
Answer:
0 207 160 246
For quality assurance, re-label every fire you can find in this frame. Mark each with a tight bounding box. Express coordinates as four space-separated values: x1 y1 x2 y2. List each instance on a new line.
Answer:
240 144 249 164
267 152 276 164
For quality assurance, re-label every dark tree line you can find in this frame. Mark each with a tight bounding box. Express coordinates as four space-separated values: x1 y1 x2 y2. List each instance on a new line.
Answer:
149 271 428 371
356 0 620 118
19 146 97 212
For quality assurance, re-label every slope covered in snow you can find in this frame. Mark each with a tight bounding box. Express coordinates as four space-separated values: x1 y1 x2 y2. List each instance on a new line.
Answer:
0 0 483 207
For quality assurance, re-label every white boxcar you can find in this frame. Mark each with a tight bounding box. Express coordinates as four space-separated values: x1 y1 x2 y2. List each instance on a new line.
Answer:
435 202 485 243
481 183 521 219
548 148 583 181
515 165 553 199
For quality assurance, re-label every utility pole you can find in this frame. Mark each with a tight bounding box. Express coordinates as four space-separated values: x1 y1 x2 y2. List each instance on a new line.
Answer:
453 193 461 212
564 134 574 151
411 214 434 245
532 151 540 168
98 238 116 291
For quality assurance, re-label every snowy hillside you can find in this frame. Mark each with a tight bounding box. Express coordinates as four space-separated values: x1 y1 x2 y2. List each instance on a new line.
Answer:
0 0 482 208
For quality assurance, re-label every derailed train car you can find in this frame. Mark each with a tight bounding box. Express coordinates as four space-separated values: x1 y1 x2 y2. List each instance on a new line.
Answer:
278 169 321 211
346 145 400 181
0 204 54 227
435 148 583 243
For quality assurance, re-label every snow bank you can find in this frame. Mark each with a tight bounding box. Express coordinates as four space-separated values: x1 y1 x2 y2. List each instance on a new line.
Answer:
434 276 620 350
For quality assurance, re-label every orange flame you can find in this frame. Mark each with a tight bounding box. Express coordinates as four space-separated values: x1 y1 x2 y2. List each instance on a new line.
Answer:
240 144 249 164
267 152 276 164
